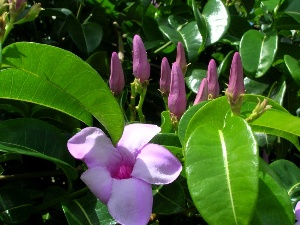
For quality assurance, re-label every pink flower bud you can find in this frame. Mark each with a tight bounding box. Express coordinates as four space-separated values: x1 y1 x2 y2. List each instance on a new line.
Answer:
168 62 186 119
225 52 245 115
227 52 245 101
207 59 219 99
132 35 150 83
175 42 188 75
159 57 171 95
193 78 208 105
109 52 125 95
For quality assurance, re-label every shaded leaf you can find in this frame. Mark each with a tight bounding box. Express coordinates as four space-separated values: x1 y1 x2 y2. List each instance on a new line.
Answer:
250 159 294 225
240 29 278 77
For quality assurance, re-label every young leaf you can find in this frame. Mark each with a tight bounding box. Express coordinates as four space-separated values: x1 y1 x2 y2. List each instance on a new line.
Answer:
185 116 259 225
1 42 124 144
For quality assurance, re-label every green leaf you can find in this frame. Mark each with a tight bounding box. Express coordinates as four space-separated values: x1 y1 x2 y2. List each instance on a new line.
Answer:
62 192 117 225
202 0 230 45
278 0 300 23
160 111 174 133
185 116 259 225
250 159 294 225
192 0 207 52
66 15 103 56
185 65 207 93
158 16 202 63
178 101 207 146
270 159 300 197
262 0 280 11
240 30 278 77
1 42 124 144
0 185 33 224
151 133 181 147
152 182 186 215
250 109 300 150
284 54 300 87
0 118 77 183
184 97 230 147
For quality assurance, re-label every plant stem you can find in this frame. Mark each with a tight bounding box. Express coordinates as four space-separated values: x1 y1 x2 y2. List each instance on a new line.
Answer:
130 82 137 121
136 84 147 122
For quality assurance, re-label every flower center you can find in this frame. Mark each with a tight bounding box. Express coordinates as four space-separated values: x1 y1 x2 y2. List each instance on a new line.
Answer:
112 163 133 179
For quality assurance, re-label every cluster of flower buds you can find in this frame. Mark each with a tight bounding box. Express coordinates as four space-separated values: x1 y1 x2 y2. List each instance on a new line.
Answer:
194 59 220 105
0 0 42 43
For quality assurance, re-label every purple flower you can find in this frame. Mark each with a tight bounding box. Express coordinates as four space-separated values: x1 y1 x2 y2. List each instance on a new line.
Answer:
225 52 245 115
132 35 150 83
109 52 125 95
207 59 219 99
67 124 182 225
168 62 187 119
159 57 171 95
295 201 300 224
175 42 187 75
193 78 208 105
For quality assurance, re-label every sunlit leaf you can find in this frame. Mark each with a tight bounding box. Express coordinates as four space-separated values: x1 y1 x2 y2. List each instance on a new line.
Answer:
1 42 124 144
185 116 258 225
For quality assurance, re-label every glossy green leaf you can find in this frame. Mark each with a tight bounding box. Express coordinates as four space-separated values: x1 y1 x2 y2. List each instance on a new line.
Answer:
184 97 230 147
62 192 117 225
0 118 77 182
240 30 278 77
270 160 300 197
192 0 207 52
262 0 280 11
1 42 124 144
185 66 207 93
250 109 300 150
151 133 181 147
178 101 207 146
158 16 202 63
284 54 300 87
66 15 103 56
0 185 33 224
152 181 186 214
202 0 230 45
278 0 300 23
250 159 294 225
185 116 259 225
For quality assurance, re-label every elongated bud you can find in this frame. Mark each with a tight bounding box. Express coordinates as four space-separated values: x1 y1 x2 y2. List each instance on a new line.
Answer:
132 35 150 83
207 59 219 99
194 78 208 105
225 52 245 115
159 57 171 96
175 42 188 75
168 62 186 119
109 52 125 95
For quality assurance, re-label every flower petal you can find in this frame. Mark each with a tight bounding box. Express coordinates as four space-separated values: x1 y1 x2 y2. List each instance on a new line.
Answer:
107 178 152 225
132 143 182 184
81 166 113 204
295 201 300 221
117 124 160 161
67 127 121 168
